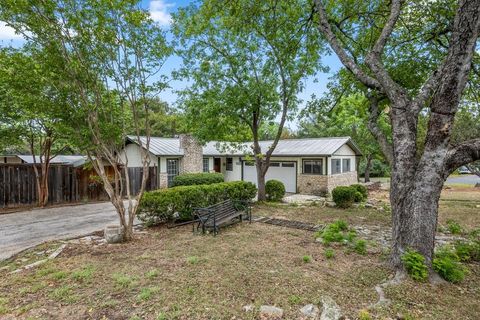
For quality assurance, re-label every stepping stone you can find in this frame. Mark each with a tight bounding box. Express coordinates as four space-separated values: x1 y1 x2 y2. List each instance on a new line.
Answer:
260 305 284 319
320 296 341 320
300 304 320 318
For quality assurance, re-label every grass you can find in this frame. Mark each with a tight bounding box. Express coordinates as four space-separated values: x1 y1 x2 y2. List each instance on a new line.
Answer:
0 188 478 319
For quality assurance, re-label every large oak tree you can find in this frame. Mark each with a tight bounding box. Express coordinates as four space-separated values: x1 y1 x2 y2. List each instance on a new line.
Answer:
314 0 480 273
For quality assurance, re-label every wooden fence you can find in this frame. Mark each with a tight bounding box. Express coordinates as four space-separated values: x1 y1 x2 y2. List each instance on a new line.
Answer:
0 164 158 209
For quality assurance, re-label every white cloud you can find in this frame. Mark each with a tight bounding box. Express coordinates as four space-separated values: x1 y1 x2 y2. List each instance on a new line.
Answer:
149 0 174 26
0 21 25 40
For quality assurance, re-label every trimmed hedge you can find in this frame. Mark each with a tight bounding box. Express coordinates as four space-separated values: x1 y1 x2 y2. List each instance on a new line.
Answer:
137 181 257 226
172 172 224 186
265 179 286 202
332 184 368 208
351 184 368 201
332 186 357 208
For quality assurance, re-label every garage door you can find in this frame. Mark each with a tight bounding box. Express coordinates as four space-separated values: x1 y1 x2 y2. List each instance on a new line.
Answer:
243 161 297 193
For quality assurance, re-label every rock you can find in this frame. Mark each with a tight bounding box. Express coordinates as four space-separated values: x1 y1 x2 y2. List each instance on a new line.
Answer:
243 304 254 312
377 207 385 212
364 203 375 209
300 304 320 318
259 305 283 319
476 204 480 208
325 201 336 208
475 183 480 188
104 225 125 244
320 296 341 320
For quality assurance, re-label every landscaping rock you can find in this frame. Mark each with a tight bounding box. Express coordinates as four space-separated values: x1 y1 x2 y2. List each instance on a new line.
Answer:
325 201 336 208
320 296 341 320
104 225 125 244
243 304 254 312
259 305 284 319
300 304 320 318
364 203 375 209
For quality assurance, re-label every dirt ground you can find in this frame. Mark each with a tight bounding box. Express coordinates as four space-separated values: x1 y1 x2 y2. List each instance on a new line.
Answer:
0 186 479 320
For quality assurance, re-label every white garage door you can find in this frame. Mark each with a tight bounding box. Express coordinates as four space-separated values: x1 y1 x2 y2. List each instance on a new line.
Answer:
243 161 297 193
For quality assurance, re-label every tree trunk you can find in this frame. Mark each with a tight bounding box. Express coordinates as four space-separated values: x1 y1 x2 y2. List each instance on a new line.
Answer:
256 163 267 201
364 154 373 183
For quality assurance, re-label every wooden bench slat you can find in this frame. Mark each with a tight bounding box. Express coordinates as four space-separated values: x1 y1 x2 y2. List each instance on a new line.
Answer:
193 199 251 235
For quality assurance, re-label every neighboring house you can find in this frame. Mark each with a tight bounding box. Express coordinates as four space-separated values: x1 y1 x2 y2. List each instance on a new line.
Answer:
123 135 362 195
0 154 87 167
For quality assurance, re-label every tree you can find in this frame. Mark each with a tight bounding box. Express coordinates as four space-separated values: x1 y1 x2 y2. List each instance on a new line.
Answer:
0 47 71 207
314 0 480 272
173 0 326 200
1 0 171 241
136 98 188 137
298 92 390 182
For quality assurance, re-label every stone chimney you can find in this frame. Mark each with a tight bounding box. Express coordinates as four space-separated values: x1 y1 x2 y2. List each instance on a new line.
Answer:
179 134 203 173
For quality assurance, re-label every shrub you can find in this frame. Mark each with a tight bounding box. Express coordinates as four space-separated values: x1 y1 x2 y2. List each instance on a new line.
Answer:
265 179 286 202
332 186 356 208
316 220 353 245
454 241 480 262
401 249 429 281
433 246 467 283
351 184 368 201
446 219 463 234
172 172 224 186
138 181 257 225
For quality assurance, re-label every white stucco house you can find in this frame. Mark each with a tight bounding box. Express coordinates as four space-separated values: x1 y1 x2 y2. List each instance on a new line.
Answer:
122 135 362 195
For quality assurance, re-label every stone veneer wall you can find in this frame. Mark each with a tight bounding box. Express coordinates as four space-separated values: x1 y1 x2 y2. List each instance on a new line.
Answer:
179 134 203 174
297 174 329 195
297 171 358 195
159 173 168 189
327 171 358 192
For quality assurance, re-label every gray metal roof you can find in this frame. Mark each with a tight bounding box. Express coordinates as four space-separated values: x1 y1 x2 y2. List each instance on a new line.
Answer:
128 136 361 157
16 155 87 165
127 136 184 155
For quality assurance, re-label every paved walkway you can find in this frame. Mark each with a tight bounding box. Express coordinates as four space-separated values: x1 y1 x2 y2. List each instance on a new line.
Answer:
0 202 124 261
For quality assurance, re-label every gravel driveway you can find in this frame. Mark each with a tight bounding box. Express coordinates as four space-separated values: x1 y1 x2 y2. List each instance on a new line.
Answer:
0 202 126 261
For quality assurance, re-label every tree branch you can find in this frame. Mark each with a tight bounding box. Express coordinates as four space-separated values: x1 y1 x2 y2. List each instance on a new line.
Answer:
367 94 393 165
313 0 382 90
444 139 480 177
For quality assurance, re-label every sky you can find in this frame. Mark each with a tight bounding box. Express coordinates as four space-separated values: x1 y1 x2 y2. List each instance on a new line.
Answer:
0 0 342 129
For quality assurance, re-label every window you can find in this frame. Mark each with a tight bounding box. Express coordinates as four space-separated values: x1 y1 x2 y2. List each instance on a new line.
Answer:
303 160 323 175
226 157 233 171
342 159 351 173
244 161 254 166
331 159 341 174
203 158 209 172
282 163 294 168
166 159 179 187
270 162 280 167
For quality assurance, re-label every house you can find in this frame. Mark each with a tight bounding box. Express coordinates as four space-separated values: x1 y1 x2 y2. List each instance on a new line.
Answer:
0 154 87 166
122 135 362 195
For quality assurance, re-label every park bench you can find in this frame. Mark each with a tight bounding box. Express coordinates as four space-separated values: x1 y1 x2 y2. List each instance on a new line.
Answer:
193 199 252 235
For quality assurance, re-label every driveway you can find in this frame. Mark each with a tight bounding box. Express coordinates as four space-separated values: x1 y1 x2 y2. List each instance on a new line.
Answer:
0 202 124 261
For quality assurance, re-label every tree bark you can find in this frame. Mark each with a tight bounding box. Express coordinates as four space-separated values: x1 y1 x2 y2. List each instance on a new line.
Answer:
364 154 372 183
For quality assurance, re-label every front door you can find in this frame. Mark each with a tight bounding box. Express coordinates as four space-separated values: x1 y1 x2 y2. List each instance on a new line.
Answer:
214 158 221 173
166 159 179 187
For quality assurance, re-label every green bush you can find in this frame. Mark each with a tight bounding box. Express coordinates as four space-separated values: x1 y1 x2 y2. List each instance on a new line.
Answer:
316 220 352 245
138 181 257 225
446 219 463 235
455 241 480 262
332 186 357 208
433 246 467 283
265 179 286 202
351 184 368 201
172 172 224 186
401 249 429 281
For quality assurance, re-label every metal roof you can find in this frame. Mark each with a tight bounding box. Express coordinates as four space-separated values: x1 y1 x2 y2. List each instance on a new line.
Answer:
16 155 87 165
128 136 362 157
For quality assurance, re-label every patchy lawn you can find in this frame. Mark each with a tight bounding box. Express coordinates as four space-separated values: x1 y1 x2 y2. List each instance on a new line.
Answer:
0 187 479 320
